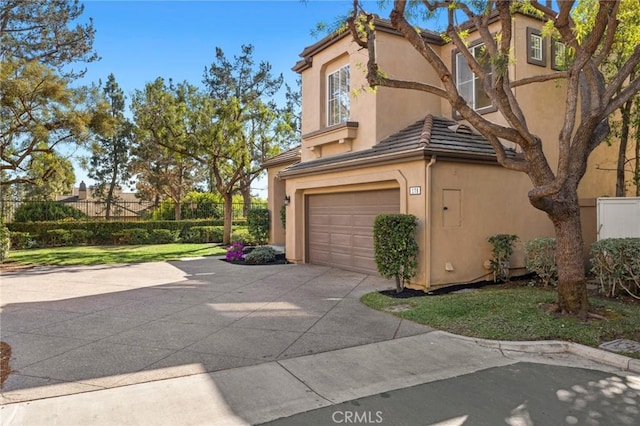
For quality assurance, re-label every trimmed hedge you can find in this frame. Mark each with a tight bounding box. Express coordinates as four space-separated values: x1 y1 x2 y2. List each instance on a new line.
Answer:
7 219 246 245
183 226 224 243
247 208 270 245
0 224 10 261
9 231 35 249
373 214 419 293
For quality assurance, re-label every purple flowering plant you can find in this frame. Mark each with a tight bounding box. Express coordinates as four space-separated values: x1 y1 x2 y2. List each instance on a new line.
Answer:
225 241 245 262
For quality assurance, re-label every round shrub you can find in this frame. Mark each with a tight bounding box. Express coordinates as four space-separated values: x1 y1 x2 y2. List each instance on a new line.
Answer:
14 201 86 222
244 246 277 264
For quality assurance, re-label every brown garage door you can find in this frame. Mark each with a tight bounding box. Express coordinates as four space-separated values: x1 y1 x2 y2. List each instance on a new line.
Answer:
306 189 400 275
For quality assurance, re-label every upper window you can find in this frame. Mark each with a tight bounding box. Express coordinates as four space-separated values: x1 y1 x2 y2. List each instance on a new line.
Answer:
327 65 350 126
552 40 567 70
526 27 546 67
455 44 492 111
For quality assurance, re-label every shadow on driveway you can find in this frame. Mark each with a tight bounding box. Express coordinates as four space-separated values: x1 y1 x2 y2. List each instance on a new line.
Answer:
0 259 431 403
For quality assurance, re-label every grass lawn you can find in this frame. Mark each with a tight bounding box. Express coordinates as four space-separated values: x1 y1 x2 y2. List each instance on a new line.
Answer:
5 244 226 266
362 285 640 355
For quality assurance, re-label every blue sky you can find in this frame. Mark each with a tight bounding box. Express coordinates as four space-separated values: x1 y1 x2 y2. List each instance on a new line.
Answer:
78 0 375 96
73 0 398 192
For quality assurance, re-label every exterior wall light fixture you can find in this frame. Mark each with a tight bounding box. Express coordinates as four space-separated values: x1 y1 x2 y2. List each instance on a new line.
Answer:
284 195 291 206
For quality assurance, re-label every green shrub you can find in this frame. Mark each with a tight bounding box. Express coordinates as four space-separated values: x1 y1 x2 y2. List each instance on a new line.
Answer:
113 228 150 245
14 201 86 222
247 208 270 244
9 231 35 249
244 246 277 264
591 238 640 298
149 229 179 244
230 228 255 245
45 229 73 246
373 214 419 293
183 226 224 243
280 204 286 230
0 224 10 261
69 229 93 245
488 234 519 282
524 237 557 287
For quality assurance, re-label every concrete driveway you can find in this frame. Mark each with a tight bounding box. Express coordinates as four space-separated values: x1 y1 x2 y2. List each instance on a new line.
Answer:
0 258 431 404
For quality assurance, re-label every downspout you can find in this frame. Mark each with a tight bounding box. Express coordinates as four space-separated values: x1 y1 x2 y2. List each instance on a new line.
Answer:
425 155 437 291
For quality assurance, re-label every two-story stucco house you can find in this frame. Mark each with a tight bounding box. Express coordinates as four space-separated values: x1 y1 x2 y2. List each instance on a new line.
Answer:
265 14 618 291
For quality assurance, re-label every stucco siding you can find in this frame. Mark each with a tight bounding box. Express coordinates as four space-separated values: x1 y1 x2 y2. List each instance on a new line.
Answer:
428 161 553 287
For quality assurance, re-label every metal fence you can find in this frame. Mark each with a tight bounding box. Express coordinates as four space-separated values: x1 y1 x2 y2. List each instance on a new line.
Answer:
0 199 268 222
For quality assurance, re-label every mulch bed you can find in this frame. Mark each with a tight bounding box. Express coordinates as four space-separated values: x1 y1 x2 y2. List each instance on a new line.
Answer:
380 278 501 299
0 261 34 273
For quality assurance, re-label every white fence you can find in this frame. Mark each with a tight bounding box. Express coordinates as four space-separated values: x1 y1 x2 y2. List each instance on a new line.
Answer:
597 197 640 240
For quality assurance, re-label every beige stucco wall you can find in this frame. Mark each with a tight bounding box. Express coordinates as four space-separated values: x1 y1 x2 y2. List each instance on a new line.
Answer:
267 163 291 245
428 160 553 287
299 29 445 163
282 156 555 290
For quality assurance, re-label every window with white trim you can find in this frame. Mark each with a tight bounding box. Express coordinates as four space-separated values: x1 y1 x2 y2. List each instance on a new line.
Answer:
526 27 546 67
327 65 350 126
455 45 492 111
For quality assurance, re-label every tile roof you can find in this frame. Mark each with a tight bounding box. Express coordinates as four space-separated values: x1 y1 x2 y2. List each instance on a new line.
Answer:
279 115 517 177
262 145 302 168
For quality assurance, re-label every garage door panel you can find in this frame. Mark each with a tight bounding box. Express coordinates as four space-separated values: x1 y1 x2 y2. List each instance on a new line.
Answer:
352 235 373 247
330 233 352 247
307 189 400 275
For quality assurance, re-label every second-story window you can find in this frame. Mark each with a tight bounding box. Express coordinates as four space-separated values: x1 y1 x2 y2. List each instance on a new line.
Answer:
455 45 492 111
327 65 350 126
526 27 546 67
552 40 567 70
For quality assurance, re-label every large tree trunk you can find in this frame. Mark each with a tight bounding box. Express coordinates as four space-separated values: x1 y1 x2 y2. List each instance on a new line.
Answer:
241 176 251 217
548 199 588 317
222 192 233 245
616 99 632 196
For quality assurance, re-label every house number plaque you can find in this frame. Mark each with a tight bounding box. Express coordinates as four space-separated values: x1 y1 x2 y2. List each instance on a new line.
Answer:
409 186 421 195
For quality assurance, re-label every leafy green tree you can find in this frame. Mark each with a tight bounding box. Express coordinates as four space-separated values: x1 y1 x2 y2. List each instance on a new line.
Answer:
203 45 290 216
0 58 111 189
87 74 133 219
1 1 107 191
350 1 640 316
21 151 75 200
571 0 640 196
0 0 97 76
130 78 198 220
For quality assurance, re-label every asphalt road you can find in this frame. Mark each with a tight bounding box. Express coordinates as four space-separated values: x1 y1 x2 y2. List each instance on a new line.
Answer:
262 362 640 426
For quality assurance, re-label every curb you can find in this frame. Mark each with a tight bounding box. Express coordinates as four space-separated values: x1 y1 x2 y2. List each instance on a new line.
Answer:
437 331 640 374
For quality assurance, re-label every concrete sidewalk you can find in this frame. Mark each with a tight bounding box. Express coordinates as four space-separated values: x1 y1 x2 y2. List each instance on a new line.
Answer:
2 331 638 425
